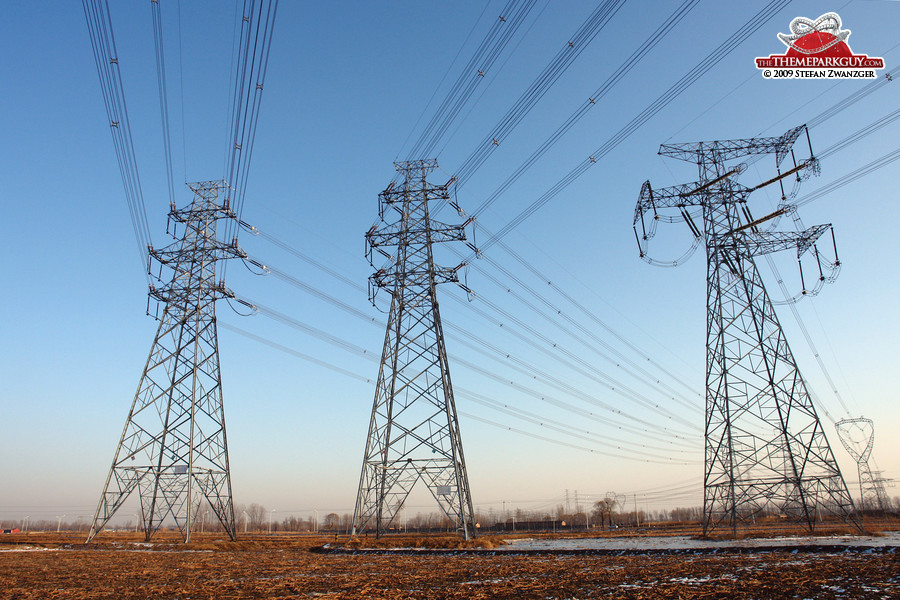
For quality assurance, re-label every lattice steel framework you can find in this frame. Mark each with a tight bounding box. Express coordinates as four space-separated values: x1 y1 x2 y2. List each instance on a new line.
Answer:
634 126 858 535
88 181 247 542
835 418 891 512
352 159 477 539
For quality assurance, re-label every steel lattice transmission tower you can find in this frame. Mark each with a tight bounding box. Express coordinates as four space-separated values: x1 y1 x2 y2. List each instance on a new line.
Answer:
88 181 250 542
835 418 891 512
352 159 478 539
633 126 859 535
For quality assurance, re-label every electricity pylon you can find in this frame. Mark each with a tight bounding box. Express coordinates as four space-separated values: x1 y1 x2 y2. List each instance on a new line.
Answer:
88 180 250 543
835 418 891 512
352 159 478 539
633 126 858 535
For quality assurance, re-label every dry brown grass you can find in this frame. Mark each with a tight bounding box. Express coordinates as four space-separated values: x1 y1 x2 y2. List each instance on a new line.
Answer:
1 523 896 599
1 533 897 599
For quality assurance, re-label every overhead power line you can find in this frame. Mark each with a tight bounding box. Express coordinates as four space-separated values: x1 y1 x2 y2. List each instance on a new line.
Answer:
223 0 279 245
403 0 541 162
797 146 900 208
476 0 793 249
150 0 176 209
222 319 698 465
461 0 702 208
248 258 697 442
452 0 631 187
82 0 154 276
450 65 898 429
459 411 695 465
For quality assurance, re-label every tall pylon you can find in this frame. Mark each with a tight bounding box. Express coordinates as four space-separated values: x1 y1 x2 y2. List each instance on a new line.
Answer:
633 126 859 535
352 159 477 539
88 181 250 542
835 418 891 512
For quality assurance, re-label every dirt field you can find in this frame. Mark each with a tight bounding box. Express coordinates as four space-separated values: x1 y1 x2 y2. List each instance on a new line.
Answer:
1 530 897 599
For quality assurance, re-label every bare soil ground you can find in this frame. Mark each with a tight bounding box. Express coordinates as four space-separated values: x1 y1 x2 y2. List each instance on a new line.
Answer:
1 525 897 599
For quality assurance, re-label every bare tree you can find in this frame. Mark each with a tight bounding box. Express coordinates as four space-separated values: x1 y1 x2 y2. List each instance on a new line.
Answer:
592 495 618 528
247 503 266 532
323 513 341 530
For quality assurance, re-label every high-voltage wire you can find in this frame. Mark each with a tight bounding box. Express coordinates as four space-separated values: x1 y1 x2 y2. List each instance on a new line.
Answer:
764 254 850 423
795 147 900 208
250 233 699 440
452 0 629 187
492 237 699 396
461 0 701 209
458 411 695 465
226 308 699 464
460 411 696 465
246 259 696 447
234 292 698 461
459 73 898 399
454 247 702 412
459 387 698 461
477 0 792 249
807 66 900 129
442 316 696 446
82 0 153 276
450 342 696 447
395 1 493 161
757 64 899 139
448 287 699 432
742 70 899 174
220 322 375 385
819 108 900 160
264 221 703 420
739 64 900 171
226 305 699 460
249 111 891 453
222 0 279 246
150 0 176 209
450 269 701 419
403 0 540 162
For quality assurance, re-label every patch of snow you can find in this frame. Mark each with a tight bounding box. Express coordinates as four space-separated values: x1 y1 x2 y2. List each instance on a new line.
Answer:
501 531 900 552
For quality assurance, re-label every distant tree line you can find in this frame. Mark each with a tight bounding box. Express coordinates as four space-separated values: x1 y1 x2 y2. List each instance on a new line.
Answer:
5 495 897 534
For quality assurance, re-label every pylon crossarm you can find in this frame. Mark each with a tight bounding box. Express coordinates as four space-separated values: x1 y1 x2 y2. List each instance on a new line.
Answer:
634 178 752 221
150 242 245 263
714 225 830 257
368 222 466 247
658 125 807 163
371 267 460 290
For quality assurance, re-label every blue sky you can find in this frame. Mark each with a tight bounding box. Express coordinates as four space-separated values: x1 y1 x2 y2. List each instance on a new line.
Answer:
2 0 898 527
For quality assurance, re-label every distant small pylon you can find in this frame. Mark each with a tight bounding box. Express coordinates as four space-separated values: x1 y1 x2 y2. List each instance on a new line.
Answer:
352 159 477 539
835 418 891 512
